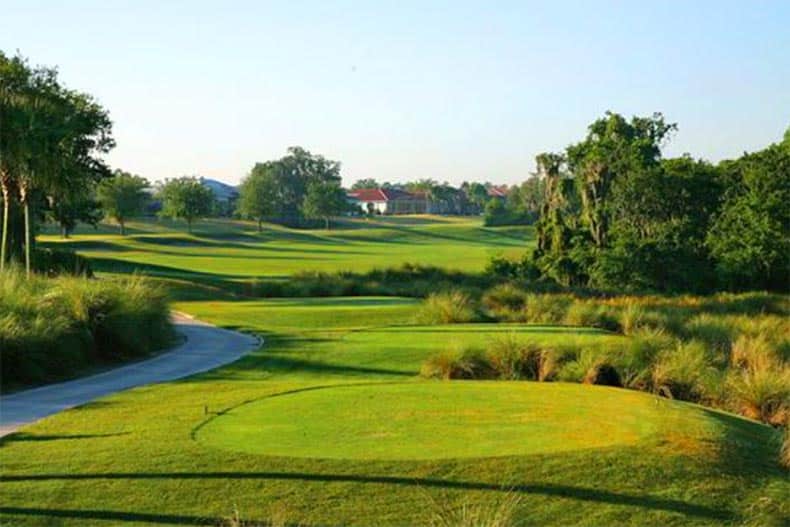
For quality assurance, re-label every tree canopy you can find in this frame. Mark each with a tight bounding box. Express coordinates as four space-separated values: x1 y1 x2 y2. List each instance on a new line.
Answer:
1 51 114 273
157 176 214 233
96 170 149 235
527 112 789 293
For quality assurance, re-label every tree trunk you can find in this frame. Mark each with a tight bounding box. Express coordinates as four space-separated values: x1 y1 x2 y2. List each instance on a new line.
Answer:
187 218 192 234
119 219 126 236
20 184 31 277
0 178 9 272
61 224 69 239
325 217 330 230
257 219 262 232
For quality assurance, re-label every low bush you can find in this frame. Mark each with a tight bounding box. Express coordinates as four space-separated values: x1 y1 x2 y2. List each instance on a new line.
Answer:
782 427 790 470
0 269 174 389
414 290 480 325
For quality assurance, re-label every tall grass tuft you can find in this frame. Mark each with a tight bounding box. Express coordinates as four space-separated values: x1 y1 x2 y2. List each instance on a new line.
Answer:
564 301 621 333
482 283 528 321
651 341 717 402
726 335 790 425
420 345 491 380
424 492 522 527
523 294 572 324
414 290 479 325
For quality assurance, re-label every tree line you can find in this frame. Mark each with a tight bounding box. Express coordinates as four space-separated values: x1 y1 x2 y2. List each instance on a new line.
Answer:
526 112 789 293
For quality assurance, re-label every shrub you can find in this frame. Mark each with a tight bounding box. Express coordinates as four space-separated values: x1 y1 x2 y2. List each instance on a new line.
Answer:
414 291 479 325
523 294 572 324
420 346 491 380
781 426 790 470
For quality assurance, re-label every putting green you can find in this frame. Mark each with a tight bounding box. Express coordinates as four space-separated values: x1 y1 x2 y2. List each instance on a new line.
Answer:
196 382 711 460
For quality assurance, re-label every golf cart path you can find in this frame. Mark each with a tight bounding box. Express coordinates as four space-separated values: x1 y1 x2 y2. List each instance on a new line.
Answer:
0 313 260 437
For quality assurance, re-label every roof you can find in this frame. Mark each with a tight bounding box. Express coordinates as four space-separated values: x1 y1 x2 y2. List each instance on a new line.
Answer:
200 178 239 201
347 188 416 202
487 185 510 198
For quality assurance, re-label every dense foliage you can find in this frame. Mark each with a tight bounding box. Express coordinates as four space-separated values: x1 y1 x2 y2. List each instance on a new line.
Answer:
96 170 150 235
157 176 215 232
237 147 342 227
530 112 789 293
0 270 173 389
0 51 114 273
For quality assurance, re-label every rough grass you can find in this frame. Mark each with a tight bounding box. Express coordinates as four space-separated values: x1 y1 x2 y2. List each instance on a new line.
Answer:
0 269 173 390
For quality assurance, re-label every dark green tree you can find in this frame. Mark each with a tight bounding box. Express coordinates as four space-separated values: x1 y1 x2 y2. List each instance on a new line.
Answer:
158 176 214 233
0 51 113 273
351 178 379 190
301 180 348 229
707 143 789 290
97 171 149 235
237 164 280 231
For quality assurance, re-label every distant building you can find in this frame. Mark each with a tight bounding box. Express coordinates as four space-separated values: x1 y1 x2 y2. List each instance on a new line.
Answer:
347 188 428 215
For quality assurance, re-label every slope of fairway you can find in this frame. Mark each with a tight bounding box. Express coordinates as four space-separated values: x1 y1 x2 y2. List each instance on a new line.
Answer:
39 216 532 283
198 382 713 460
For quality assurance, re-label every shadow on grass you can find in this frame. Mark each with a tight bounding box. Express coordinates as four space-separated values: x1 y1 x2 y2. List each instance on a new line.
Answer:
0 432 129 446
0 472 733 521
0 507 211 526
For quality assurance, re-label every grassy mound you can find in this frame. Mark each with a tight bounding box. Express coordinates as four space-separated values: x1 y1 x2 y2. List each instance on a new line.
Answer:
197 381 733 460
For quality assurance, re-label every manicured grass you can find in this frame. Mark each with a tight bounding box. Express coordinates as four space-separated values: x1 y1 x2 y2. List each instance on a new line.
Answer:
2 297 787 526
39 216 531 285
198 382 708 460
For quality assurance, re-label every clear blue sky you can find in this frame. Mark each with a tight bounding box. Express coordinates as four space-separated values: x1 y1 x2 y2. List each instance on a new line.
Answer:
3 1 789 185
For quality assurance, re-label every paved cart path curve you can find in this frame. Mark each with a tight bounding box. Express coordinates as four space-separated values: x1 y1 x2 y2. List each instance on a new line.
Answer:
0 313 260 437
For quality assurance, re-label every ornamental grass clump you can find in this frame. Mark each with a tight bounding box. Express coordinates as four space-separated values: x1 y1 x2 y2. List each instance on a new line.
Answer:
523 293 573 324
651 340 718 402
414 290 478 325
481 283 528 321
0 269 174 388
726 335 790 425
420 345 491 380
